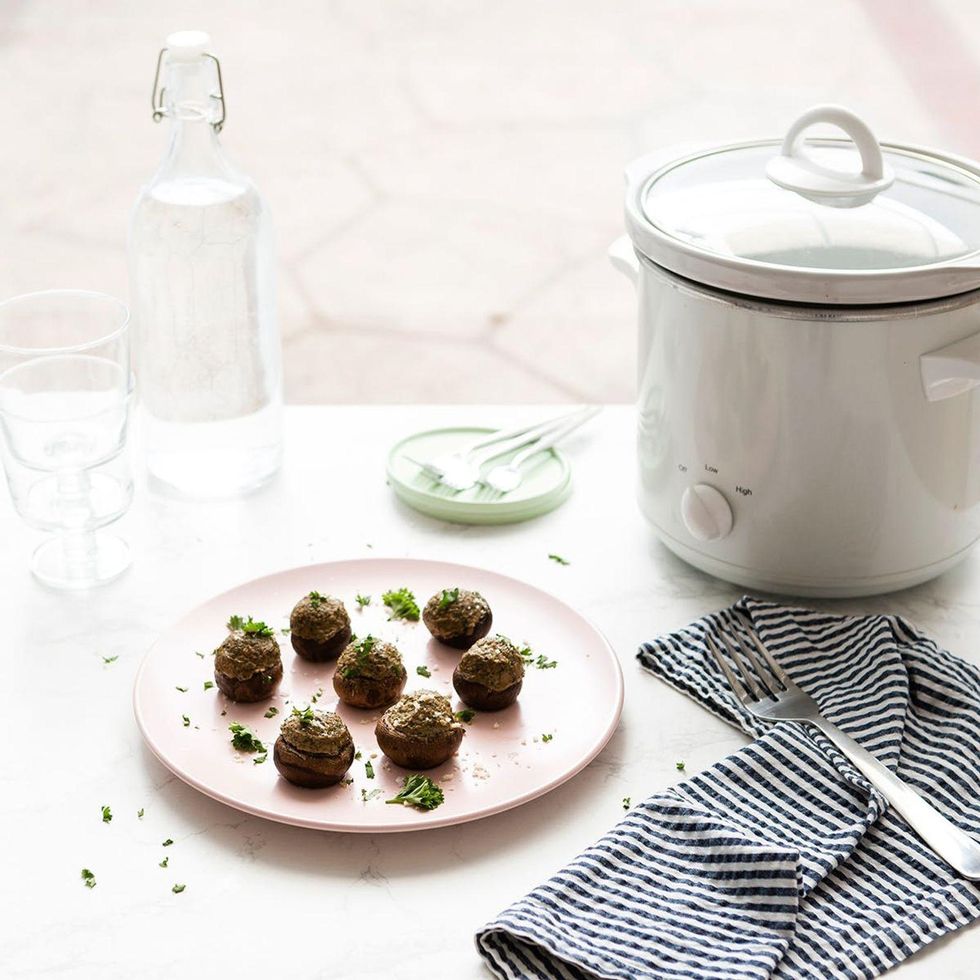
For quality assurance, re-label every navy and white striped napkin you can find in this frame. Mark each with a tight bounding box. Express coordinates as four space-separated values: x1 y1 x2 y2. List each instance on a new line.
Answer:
476 598 980 979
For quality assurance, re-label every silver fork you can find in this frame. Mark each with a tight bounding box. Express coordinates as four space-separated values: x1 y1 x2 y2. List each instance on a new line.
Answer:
706 617 980 880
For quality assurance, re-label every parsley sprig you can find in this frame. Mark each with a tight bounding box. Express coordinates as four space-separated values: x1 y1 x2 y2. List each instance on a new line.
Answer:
227 615 274 637
81 868 96 889
291 705 316 727
438 587 459 609
229 723 266 753
382 587 420 622
385 774 444 811
307 590 328 609
341 634 377 679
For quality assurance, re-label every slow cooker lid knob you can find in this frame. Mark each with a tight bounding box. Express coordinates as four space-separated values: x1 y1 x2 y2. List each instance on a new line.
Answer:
681 484 734 542
765 104 894 208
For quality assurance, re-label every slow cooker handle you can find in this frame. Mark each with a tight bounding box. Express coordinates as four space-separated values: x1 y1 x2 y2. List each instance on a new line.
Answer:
921 330 980 401
766 104 895 208
608 236 639 285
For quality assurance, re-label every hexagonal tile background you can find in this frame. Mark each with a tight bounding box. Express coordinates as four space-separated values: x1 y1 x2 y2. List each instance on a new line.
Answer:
1 0 978 402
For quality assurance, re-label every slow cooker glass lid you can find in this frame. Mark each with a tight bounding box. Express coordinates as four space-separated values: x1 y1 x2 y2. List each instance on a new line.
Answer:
641 141 980 272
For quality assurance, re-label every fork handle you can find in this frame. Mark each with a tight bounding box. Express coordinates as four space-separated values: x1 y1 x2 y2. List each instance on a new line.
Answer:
812 719 980 879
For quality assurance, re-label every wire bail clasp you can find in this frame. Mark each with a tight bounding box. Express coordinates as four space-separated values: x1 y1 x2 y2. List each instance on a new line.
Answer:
151 48 227 133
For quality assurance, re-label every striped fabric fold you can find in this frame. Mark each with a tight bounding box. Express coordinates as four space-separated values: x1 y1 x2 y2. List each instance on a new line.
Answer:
475 599 980 979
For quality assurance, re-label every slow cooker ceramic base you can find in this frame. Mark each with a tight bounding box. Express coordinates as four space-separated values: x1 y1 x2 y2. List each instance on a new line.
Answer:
653 529 978 599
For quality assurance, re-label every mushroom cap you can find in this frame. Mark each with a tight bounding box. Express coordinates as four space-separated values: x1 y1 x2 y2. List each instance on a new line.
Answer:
214 631 281 680
290 593 350 643
422 589 491 640
457 635 525 691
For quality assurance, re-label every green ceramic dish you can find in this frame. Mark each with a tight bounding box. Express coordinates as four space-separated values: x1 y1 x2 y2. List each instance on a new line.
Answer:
386 427 572 525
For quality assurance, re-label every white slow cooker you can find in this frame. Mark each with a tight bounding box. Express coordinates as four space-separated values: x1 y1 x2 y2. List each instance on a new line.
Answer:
612 105 980 597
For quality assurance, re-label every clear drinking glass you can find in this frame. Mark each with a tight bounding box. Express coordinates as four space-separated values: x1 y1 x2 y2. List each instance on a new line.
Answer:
0 291 134 589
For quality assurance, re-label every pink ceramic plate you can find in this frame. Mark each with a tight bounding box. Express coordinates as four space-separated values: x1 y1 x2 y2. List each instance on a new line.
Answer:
134 558 624 833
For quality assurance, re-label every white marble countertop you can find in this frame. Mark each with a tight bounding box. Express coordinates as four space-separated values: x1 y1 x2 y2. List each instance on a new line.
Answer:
4 404 980 979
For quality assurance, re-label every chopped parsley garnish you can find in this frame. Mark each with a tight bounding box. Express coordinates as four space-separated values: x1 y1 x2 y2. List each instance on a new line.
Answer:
291 706 315 727
81 868 96 889
341 635 377 679
263 706 279 719
182 714 190 727
137 808 144 819
382 587 420 622
254 752 268 765
548 553 570 565
310 686 324 703
518 645 556 669
416 665 431 678
203 681 214 691
227 615 274 637
175 686 188 693
172 883 186 894
676 761 686 772
162 839 174 847
280 627 291 635
622 797 631 810
101 805 112 824
454 708 476 723
101 655 119 664
385 774 444 811
355 594 371 608
365 760 375 779
229 723 266 753
361 788 382 802
195 651 205 658
354 750 363 760
159 856 169 868
438 587 459 609
541 733 553 743
307 590 327 608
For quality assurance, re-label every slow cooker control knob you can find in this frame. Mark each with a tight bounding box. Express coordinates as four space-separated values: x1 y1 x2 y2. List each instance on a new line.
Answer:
681 484 733 542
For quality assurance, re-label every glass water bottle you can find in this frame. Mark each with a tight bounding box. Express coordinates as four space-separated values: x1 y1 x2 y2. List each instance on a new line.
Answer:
129 30 282 497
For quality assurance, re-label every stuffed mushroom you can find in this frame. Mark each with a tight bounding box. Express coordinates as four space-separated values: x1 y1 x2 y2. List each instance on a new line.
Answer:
214 617 283 702
289 591 351 662
421 588 492 649
375 690 464 769
452 634 525 710
333 635 407 709
273 706 355 788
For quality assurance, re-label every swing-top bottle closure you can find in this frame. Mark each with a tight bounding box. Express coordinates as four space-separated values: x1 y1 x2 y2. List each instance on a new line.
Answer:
151 30 226 132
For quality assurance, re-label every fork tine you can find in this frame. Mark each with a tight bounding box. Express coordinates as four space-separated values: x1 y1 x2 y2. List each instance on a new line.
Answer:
732 614 790 688
716 629 763 701
730 631 779 698
705 634 750 703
